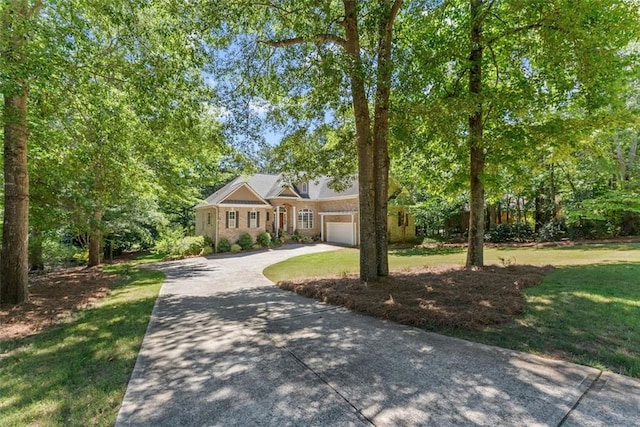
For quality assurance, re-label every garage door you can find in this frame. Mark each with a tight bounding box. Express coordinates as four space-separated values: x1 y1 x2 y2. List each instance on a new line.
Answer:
326 222 355 245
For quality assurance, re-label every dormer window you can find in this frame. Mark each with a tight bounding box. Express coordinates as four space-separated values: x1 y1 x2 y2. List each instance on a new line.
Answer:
301 182 308 194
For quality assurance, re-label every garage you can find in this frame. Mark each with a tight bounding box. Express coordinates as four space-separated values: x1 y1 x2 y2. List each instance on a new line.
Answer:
326 222 355 246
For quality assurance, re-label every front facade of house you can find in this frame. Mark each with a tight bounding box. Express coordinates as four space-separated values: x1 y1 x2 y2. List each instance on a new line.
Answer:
195 174 415 250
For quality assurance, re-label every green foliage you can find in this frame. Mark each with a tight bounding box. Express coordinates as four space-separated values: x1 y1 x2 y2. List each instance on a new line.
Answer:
486 223 534 243
237 233 253 250
537 218 569 242
39 239 85 267
154 229 211 257
217 237 232 253
411 197 467 237
230 244 242 253
257 232 271 247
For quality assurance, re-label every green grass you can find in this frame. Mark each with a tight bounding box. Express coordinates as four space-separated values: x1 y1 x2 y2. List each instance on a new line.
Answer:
263 243 640 282
451 263 640 377
0 262 164 426
264 243 640 377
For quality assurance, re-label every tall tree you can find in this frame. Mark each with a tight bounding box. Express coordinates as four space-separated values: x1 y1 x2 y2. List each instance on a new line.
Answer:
205 0 402 281
0 0 43 303
394 0 639 266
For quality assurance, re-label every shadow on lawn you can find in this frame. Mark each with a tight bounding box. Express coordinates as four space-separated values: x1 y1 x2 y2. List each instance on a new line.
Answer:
492 242 640 252
0 271 161 426
390 246 466 257
456 262 640 378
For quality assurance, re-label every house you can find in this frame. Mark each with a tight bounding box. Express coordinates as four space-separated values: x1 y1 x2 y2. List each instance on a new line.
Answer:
195 173 415 250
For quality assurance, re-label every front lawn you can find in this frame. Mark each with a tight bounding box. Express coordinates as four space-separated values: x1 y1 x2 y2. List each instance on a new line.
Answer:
0 263 164 426
263 242 640 281
267 243 640 377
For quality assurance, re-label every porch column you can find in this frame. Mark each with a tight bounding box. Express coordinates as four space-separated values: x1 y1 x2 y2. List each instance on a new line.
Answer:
320 214 324 242
275 206 280 238
292 206 296 233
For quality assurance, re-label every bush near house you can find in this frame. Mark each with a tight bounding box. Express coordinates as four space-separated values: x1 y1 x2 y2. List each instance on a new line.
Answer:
230 244 242 253
154 234 211 257
217 237 232 253
257 232 271 247
237 233 253 250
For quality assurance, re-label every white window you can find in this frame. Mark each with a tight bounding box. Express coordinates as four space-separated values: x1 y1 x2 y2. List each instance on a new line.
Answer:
249 211 258 228
297 209 313 229
227 211 237 228
301 182 308 194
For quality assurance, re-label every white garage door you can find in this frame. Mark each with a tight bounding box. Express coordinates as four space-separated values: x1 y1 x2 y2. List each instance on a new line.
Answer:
326 222 355 245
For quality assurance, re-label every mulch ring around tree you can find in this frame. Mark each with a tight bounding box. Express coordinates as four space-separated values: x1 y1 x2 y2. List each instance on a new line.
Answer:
278 265 554 330
0 267 119 343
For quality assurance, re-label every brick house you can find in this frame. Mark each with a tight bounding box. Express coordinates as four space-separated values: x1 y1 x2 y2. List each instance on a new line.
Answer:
195 174 415 250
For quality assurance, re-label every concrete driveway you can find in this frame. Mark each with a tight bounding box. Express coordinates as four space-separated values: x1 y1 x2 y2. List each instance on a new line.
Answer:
116 244 640 426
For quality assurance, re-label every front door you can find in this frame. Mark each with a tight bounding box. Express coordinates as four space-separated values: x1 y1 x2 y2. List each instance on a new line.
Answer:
279 211 287 232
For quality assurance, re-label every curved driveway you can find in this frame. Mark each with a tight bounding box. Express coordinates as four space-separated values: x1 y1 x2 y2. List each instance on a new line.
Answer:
117 244 640 426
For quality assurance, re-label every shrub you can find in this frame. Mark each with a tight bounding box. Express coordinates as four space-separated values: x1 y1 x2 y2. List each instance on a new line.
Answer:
537 217 568 242
237 233 253 250
252 243 261 250
217 237 232 253
486 224 513 243
257 232 271 247
178 236 208 256
41 239 86 267
231 244 242 253
511 223 534 241
486 223 533 243
154 234 210 257
200 246 213 256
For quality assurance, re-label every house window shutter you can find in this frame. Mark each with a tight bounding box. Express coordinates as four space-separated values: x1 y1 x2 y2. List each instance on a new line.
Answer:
226 211 229 228
248 212 250 228
398 211 403 227
236 211 239 228
257 212 260 228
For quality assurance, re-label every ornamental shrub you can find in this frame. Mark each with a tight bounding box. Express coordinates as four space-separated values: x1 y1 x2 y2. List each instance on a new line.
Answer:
237 233 253 250
217 237 232 253
257 232 271 247
231 244 242 253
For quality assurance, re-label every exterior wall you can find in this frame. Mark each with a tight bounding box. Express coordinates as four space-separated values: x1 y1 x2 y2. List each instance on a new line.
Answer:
318 197 359 213
217 206 270 246
388 206 416 243
195 207 217 242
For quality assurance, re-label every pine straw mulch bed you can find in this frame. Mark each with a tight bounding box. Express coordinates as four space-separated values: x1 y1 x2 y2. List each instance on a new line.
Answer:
278 265 554 330
0 267 119 343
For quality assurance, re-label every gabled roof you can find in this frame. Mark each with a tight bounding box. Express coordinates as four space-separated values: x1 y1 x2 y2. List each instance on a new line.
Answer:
196 177 271 208
198 173 359 207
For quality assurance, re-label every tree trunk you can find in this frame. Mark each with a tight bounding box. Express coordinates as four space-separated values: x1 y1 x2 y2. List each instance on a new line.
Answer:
343 0 377 282
466 0 485 268
1 90 30 303
88 209 103 267
372 0 401 278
